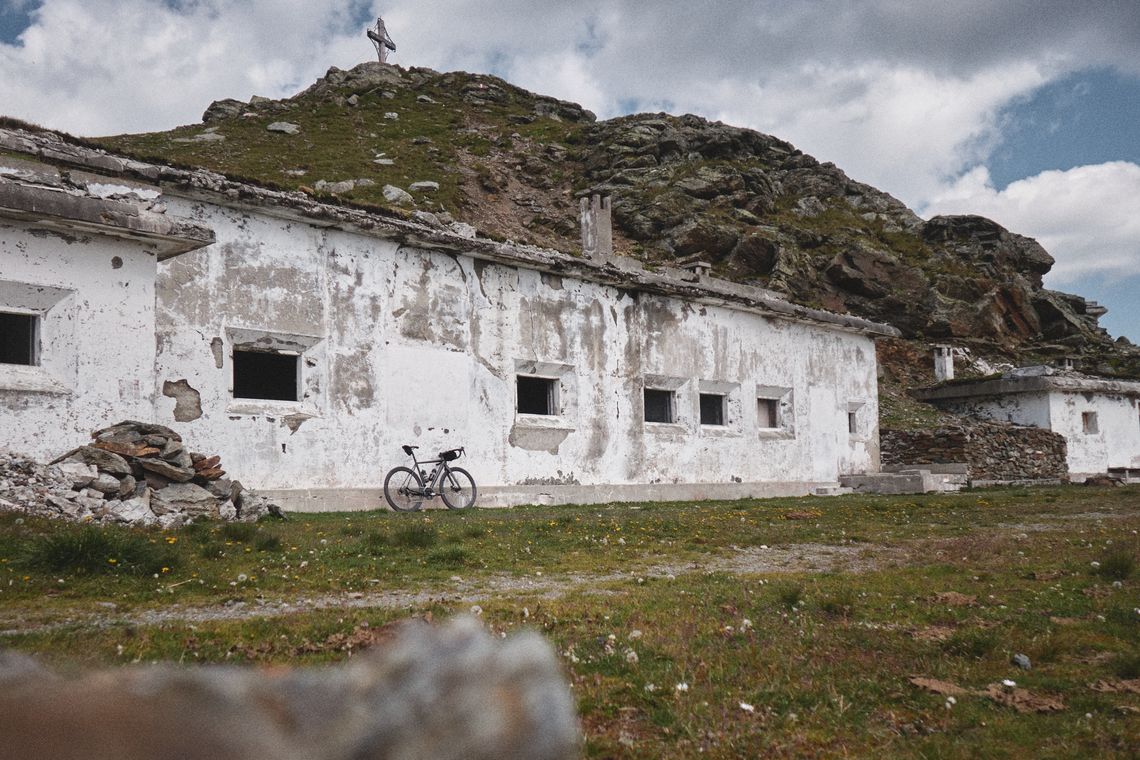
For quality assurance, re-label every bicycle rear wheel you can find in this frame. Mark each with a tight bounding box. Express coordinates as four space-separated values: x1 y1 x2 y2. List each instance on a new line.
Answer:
439 466 477 510
384 466 425 512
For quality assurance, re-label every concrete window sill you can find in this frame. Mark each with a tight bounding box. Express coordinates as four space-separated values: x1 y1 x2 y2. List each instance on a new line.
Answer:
227 399 321 418
0 364 70 395
512 414 575 432
757 428 795 441
644 421 687 435
700 425 743 439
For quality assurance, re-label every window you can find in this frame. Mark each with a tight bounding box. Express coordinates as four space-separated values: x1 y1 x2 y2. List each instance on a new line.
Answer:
757 397 779 429
848 412 858 435
233 350 299 401
517 375 558 415
644 388 675 423
0 311 37 366
699 393 725 426
1082 411 1099 434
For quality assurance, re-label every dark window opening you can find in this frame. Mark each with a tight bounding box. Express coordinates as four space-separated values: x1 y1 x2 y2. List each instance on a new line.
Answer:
0 312 37 366
848 412 858 435
644 388 675 423
699 393 724 426
758 398 779 428
1082 411 1098 434
517 375 557 415
233 350 299 401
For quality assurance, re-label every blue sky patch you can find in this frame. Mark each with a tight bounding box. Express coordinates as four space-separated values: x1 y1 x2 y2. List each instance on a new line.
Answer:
0 0 37 46
988 68 1140 190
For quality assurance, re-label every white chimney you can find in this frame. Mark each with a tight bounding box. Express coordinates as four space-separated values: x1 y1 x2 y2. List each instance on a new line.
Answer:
579 194 612 258
933 345 954 382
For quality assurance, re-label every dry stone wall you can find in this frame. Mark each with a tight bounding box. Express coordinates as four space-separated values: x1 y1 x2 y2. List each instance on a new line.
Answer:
882 420 1068 483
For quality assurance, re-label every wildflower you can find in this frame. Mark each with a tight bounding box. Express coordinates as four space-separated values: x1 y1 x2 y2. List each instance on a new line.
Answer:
237 574 248 582
741 618 753 631
644 683 657 693
108 558 117 565
625 649 639 664
675 682 689 693
740 702 755 713
161 567 170 574
165 536 177 544
1090 561 1101 569
470 605 483 616
629 629 643 640
1002 679 1016 689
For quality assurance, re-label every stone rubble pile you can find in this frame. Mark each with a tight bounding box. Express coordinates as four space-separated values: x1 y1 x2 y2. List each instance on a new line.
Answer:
0 421 281 528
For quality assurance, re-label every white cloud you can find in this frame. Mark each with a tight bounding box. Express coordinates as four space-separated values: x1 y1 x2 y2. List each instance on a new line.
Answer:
924 162 1140 284
0 0 1137 212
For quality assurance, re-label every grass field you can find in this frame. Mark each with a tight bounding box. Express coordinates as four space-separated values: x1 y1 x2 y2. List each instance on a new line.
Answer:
2 485 1138 758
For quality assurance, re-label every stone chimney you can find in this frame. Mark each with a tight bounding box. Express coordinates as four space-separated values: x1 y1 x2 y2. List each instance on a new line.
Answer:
933 345 954 383
579 194 612 258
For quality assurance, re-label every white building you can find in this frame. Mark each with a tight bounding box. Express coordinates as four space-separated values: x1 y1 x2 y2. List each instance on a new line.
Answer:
914 364 1140 481
1 126 897 509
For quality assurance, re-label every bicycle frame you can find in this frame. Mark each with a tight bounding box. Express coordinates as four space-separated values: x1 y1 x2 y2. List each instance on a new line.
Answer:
404 447 462 497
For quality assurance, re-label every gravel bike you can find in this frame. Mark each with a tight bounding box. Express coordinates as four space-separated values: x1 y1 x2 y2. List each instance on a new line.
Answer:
383 445 477 511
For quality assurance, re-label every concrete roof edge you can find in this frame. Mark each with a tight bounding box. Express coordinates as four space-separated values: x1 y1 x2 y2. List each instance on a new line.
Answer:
0 127 898 337
913 373 1140 401
0 178 215 259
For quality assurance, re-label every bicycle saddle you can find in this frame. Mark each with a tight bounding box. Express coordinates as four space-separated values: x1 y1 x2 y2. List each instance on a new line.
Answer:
402 445 419 455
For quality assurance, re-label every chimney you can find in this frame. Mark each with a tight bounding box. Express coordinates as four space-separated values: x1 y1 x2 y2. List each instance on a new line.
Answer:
579 194 612 258
1056 356 1077 371
933 345 954 382
683 261 712 281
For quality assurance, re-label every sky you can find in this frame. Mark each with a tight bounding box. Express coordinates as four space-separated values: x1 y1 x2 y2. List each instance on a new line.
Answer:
2 0 1137 341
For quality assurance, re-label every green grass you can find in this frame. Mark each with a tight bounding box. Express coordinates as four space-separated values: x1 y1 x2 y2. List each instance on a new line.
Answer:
2 485 1139 757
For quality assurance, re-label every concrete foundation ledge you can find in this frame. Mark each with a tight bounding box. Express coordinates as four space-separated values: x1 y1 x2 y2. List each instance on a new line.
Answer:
261 481 832 513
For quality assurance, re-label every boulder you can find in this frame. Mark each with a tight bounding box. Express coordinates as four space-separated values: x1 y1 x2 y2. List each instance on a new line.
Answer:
89 473 121 495
63 446 132 476
0 617 579 760
55 462 97 489
202 99 246 123
151 482 219 519
267 122 300 135
409 181 440 193
383 185 414 205
138 458 195 483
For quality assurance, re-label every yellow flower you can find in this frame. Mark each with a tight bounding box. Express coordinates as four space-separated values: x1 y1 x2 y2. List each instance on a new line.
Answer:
161 567 170 574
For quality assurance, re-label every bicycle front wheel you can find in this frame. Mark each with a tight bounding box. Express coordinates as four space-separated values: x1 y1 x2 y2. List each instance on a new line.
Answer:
439 466 477 510
384 466 425 512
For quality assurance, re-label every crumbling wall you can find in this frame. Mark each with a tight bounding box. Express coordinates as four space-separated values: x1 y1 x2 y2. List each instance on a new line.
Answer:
882 420 1068 483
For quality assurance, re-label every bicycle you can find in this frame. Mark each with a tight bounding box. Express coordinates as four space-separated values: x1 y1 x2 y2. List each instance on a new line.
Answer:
383 445 477 511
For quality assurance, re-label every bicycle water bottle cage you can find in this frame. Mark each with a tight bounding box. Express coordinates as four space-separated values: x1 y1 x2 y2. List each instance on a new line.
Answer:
402 445 418 455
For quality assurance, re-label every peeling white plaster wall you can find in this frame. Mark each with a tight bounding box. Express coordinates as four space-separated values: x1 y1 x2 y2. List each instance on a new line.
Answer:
1049 391 1140 476
153 199 881 499
0 222 159 455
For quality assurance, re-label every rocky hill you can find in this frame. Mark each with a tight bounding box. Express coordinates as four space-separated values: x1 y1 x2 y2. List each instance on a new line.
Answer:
94 62 1137 383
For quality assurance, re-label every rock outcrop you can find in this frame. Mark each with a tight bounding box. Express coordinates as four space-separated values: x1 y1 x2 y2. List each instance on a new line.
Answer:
92 63 1140 373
